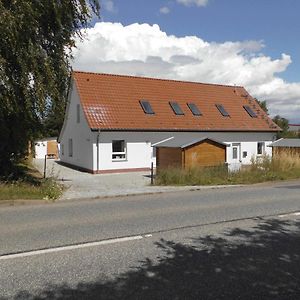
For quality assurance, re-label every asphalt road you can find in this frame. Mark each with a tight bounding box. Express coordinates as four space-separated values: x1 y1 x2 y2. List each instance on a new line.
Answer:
1 180 300 299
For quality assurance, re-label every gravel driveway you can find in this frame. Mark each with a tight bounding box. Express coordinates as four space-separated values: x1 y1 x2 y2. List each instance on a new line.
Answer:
32 159 216 200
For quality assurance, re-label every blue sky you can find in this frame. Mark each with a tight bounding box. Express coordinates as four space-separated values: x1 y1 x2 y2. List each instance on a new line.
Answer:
73 0 300 122
100 0 299 82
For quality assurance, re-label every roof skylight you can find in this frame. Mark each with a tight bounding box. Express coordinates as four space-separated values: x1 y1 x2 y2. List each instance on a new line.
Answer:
140 100 155 114
187 103 202 116
216 104 230 117
243 105 257 118
169 101 184 115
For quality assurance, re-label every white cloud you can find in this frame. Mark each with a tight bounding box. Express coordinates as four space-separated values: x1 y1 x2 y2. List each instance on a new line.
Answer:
160 6 171 14
102 0 116 12
72 22 300 122
177 0 209 7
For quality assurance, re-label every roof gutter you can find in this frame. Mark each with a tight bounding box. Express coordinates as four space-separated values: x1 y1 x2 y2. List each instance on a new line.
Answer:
91 128 280 133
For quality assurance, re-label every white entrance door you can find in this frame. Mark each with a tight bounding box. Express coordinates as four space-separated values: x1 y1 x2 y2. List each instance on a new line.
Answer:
230 143 241 171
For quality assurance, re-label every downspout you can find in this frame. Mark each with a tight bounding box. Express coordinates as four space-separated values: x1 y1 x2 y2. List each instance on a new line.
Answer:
96 129 101 173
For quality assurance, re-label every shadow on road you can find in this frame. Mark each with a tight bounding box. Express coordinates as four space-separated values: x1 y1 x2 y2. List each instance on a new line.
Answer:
9 219 300 300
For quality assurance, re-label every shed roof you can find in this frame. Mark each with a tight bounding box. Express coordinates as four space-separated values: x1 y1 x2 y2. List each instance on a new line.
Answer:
288 124 300 132
73 71 280 132
153 137 228 149
268 138 300 148
34 137 57 142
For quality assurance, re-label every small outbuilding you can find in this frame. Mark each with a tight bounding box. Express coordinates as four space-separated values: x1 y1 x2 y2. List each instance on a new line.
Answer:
34 138 59 159
268 138 300 156
154 137 228 170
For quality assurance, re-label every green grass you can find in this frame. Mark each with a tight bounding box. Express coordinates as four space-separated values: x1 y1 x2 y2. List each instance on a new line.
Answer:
0 179 63 200
0 161 63 201
155 153 300 186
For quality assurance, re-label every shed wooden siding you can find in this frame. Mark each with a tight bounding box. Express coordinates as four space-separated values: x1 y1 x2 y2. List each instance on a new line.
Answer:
156 147 182 169
272 147 300 157
183 140 226 168
47 140 58 158
156 139 227 170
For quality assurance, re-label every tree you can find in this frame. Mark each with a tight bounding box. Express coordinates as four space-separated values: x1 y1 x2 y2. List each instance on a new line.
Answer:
272 115 289 138
256 99 269 114
255 99 297 138
0 0 100 172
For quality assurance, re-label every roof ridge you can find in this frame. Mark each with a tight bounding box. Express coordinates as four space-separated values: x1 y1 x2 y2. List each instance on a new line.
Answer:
72 70 244 89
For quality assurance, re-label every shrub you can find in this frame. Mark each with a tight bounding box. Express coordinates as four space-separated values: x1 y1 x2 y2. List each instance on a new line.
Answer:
0 178 63 201
155 153 300 186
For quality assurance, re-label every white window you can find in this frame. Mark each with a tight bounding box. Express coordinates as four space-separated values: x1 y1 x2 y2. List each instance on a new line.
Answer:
77 104 80 123
68 139 73 157
257 142 265 155
112 140 126 161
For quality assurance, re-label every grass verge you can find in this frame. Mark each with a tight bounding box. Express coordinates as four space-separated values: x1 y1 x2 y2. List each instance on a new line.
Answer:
0 161 63 201
155 153 300 186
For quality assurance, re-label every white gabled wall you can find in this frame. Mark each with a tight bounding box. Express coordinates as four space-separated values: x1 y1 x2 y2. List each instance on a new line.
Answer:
91 131 276 172
59 81 93 170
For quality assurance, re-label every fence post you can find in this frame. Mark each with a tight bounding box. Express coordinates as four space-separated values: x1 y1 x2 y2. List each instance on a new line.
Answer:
44 155 47 178
151 162 154 185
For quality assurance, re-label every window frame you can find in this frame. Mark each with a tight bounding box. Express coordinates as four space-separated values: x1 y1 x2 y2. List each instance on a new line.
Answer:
216 104 230 117
169 101 185 115
76 104 80 123
140 100 155 114
187 103 202 116
112 140 127 161
257 142 265 156
243 105 257 118
68 139 73 157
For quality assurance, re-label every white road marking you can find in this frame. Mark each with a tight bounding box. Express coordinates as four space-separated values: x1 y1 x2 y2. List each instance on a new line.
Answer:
144 234 153 238
0 235 143 261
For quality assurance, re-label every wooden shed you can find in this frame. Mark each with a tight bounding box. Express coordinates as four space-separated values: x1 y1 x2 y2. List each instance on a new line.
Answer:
155 137 228 170
268 138 300 157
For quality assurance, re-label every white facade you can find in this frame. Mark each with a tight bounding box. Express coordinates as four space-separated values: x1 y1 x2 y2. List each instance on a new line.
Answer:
59 81 94 170
91 131 275 172
34 138 59 159
59 83 276 173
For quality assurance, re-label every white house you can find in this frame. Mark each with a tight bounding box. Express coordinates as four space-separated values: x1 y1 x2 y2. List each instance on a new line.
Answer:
58 71 280 173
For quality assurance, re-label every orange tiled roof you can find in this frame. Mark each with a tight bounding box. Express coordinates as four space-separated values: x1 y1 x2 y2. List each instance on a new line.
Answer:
73 71 280 132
